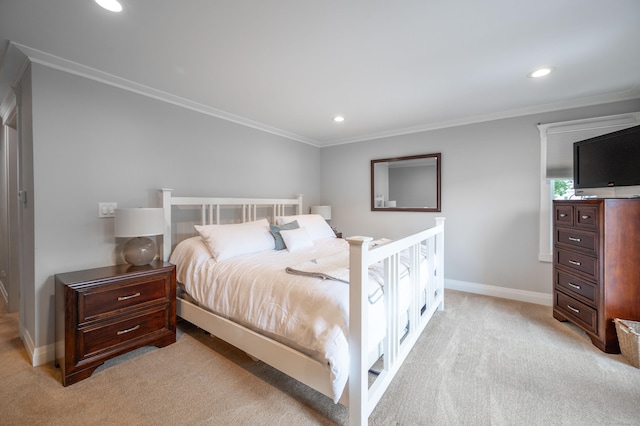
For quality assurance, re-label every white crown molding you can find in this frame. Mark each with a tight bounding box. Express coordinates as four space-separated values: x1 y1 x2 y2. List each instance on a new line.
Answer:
0 42 30 117
8 42 640 149
10 42 320 147
323 90 640 147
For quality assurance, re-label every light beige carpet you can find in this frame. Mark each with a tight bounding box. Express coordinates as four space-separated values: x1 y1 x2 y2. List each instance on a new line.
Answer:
1 290 639 425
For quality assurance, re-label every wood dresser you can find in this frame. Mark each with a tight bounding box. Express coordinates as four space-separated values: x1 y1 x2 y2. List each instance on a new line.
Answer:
553 199 640 353
55 260 176 386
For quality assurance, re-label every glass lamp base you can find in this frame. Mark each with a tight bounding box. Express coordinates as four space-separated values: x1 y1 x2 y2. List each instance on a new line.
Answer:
123 237 156 266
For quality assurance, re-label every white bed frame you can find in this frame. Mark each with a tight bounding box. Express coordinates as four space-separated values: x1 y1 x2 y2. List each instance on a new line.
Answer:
160 189 445 426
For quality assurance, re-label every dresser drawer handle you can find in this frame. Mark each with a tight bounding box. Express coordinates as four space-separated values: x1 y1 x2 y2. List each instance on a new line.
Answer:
567 305 580 313
559 213 567 217
568 237 581 242
568 283 581 290
568 260 581 266
117 325 140 335
581 215 590 220
118 292 141 301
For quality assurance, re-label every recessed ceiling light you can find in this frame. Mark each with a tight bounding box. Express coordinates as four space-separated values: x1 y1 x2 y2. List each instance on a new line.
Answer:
333 116 345 123
95 0 123 12
528 67 555 78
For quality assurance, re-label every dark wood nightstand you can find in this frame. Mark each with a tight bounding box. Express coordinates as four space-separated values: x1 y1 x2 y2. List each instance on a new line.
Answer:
55 260 176 386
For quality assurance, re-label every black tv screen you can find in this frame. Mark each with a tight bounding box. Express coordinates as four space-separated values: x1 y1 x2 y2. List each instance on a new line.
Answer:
573 124 640 190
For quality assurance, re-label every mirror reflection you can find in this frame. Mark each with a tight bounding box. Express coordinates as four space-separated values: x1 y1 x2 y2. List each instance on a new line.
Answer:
371 153 441 212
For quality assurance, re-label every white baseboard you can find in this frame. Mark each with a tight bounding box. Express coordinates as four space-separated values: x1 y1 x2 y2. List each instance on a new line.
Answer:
445 279 553 307
0 279 8 305
32 343 55 367
22 328 36 364
22 328 55 367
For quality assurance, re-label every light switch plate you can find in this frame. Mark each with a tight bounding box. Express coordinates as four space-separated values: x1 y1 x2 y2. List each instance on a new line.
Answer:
98 202 118 218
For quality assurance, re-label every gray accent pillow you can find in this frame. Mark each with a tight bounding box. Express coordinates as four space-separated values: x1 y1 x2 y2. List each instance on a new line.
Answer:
270 220 300 250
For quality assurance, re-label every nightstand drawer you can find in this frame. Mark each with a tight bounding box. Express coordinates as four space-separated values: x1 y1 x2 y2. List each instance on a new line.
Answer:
79 277 168 322
79 307 169 360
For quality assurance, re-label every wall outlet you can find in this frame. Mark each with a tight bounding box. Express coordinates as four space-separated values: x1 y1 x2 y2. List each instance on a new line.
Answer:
98 202 118 218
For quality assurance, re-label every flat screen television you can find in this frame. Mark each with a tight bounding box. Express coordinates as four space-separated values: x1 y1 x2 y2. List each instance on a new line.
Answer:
573 124 640 198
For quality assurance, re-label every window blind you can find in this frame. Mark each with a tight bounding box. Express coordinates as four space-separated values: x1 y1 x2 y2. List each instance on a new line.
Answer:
541 114 640 179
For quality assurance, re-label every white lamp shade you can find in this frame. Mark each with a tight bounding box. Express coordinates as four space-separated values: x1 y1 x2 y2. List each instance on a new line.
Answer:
114 208 164 237
310 205 331 220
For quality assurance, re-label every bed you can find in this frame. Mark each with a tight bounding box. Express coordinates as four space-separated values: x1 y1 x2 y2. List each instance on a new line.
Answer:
159 189 445 426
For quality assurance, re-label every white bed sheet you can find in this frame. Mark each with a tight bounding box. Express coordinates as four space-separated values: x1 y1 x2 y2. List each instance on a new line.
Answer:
170 236 413 402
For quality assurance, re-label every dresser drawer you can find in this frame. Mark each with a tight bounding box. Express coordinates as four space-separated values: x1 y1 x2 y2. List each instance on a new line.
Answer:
555 292 597 333
554 205 574 226
556 228 597 254
575 205 598 229
79 277 169 322
556 249 598 279
555 271 597 305
78 307 169 360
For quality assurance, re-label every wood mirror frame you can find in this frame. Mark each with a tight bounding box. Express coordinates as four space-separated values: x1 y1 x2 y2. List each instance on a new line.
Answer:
371 153 441 212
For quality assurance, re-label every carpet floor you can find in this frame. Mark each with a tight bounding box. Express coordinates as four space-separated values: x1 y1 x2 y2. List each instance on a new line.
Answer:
1 290 639 425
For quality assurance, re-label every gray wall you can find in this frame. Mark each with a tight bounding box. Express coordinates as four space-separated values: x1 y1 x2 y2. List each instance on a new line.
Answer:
14 59 640 358
27 63 321 350
320 98 640 295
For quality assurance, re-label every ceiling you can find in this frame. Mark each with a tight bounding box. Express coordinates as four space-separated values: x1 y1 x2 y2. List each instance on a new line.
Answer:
1 0 639 147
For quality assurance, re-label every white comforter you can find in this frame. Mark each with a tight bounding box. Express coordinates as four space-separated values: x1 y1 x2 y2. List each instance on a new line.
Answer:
170 236 390 402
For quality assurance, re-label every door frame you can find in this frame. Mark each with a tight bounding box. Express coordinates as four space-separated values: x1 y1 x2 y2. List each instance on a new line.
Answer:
1 96 21 315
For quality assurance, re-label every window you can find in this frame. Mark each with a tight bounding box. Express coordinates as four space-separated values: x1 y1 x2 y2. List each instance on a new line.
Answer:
538 112 640 262
553 179 574 200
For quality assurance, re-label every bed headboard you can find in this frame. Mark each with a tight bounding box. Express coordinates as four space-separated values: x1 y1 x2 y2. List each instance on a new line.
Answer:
159 188 303 261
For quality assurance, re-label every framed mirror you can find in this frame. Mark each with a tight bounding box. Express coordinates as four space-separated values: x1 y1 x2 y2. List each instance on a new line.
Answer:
371 153 441 212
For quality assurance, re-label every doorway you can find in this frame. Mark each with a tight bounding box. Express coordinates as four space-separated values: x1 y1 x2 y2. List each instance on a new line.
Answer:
1 107 19 313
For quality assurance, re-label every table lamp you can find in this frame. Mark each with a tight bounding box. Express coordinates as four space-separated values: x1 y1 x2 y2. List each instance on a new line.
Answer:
310 205 331 222
114 207 164 266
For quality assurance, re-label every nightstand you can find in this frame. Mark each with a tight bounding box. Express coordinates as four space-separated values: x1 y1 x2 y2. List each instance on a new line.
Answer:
55 260 176 386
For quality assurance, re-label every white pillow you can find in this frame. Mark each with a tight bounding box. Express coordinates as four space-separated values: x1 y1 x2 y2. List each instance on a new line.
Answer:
280 227 314 252
194 218 275 261
275 214 335 240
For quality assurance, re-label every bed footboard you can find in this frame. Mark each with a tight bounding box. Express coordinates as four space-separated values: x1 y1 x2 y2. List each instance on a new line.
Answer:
347 218 445 426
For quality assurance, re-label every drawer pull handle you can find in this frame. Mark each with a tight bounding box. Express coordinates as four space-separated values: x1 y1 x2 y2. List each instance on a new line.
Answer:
568 283 581 290
567 305 580 313
568 260 581 266
559 213 567 217
568 237 581 242
118 292 141 301
117 325 140 335
581 215 590 220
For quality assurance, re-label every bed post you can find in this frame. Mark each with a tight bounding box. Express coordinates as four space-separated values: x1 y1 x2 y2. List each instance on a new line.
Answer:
160 188 173 262
295 194 303 215
346 235 373 426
